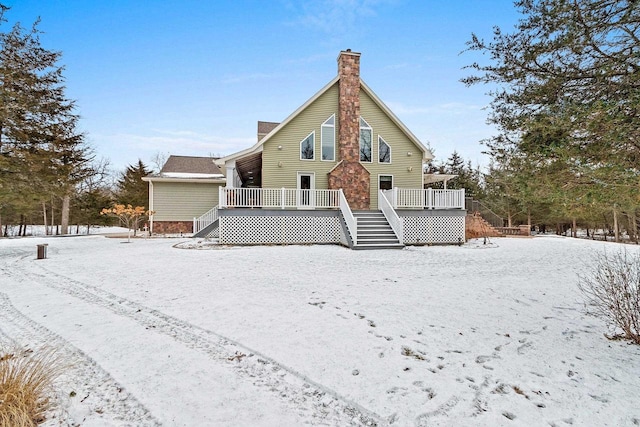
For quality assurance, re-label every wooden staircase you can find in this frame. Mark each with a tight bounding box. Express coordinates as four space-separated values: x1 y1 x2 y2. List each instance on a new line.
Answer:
352 211 404 250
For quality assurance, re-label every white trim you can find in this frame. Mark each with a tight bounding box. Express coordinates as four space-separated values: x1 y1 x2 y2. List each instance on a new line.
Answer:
148 181 154 234
297 172 316 209
225 160 237 188
359 117 373 163
378 174 394 192
215 76 432 166
360 80 433 160
299 130 316 161
142 176 226 184
161 172 224 178
297 172 316 188
215 77 340 166
378 135 392 164
321 114 336 162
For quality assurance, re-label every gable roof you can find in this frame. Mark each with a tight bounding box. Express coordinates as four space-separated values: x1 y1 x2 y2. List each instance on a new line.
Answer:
142 155 226 183
217 77 433 166
160 155 223 177
216 77 339 165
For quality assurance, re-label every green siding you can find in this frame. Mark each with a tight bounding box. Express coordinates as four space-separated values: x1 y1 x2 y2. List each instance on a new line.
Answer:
152 181 220 221
261 83 424 209
360 90 424 208
262 83 340 190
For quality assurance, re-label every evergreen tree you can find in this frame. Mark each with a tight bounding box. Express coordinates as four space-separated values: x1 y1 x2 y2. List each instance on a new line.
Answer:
116 160 150 209
463 0 639 232
464 0 639 172
442 151 484 198
0 7 91 234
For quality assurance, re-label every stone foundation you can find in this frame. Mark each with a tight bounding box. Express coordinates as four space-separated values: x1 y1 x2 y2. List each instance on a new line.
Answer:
152 221 193 234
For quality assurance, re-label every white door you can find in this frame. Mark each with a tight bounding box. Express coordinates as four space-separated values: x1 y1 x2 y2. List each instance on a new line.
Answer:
297 172 315 209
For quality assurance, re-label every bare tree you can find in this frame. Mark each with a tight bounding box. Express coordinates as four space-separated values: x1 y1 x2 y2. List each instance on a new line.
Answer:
579 249 640 344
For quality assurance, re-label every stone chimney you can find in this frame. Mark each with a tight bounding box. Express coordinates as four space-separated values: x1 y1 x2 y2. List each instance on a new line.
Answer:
337 49 361 162
328 50 370 210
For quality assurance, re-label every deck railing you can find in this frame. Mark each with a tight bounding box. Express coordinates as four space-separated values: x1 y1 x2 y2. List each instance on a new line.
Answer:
193 205 219 234
465 197 504 228
378 190 403 244
390 188 465 209
219 187 340 209
339 189 357 246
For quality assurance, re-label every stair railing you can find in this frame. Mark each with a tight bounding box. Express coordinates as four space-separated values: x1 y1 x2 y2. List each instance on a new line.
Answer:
465 197 503 228
339 190 357 246
379 190 403 244
193 205 219 235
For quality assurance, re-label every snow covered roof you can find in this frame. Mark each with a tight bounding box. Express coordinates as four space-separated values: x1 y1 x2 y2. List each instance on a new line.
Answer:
159 155 223 177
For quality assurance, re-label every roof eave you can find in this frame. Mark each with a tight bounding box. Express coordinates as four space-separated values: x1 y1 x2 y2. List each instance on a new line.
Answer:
360 80 433 161
216 76 341 166
143 176 227 184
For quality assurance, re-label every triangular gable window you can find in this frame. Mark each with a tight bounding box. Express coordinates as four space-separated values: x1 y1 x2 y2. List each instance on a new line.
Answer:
359 117 372 163
378 136 391 163
300 131 315 160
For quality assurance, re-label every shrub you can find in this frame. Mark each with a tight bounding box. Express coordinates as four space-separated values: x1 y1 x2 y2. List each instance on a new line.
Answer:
0 347 64 426
579 249 640 344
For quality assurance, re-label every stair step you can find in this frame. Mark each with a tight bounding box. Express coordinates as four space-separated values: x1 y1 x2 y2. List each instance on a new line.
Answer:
348 210 403 250
358 230 396 236
357 236 399 243
353 243 404 250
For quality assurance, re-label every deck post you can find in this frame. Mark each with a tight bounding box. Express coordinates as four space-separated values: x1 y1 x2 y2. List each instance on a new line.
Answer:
281 187 285 209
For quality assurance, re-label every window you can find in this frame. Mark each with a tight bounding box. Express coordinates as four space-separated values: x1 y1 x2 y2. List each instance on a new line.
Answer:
359 117 372 162
378 136 391 163
300 131 315 160
321 115 335 161
379 175 393 191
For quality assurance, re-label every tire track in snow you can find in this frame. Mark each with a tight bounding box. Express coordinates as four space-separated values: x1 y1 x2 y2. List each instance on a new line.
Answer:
9 253 384 426
0 292 161 426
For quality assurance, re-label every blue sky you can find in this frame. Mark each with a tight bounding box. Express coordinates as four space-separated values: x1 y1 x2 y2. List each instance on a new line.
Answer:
4 0 520 173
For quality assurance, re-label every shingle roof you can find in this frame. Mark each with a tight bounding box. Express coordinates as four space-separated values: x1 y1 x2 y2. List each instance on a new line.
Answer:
160 155 222 175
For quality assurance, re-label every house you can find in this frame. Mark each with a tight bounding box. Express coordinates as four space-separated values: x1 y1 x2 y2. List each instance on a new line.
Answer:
144 50 466 248
142 155 225 234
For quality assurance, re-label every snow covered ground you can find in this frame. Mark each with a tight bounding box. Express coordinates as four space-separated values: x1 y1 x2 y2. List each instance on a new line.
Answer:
0 235 639 426
2 225 131 237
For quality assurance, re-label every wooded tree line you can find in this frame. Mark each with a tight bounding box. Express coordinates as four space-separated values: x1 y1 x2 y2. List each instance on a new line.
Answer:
3 0 637 239
0 5 150 236
458 0 640 240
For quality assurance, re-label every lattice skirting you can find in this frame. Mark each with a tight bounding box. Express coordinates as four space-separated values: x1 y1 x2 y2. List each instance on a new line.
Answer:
219 216 343 245
401 215 465 245
204 225 219 239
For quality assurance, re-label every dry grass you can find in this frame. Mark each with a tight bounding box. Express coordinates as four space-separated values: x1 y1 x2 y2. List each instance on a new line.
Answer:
0 346 64 427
